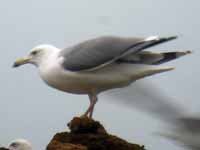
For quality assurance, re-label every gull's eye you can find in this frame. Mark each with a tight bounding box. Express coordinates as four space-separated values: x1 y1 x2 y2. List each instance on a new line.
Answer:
31 50 38 55
10 142 19 148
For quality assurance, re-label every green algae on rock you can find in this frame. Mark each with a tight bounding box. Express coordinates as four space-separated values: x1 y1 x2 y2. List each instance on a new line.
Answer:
47 117 145 150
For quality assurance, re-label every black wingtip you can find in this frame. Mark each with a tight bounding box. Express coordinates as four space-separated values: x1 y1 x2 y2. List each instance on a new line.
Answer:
138 35 178 51
166 35 178 40
151 35 178 46
160 35 178 42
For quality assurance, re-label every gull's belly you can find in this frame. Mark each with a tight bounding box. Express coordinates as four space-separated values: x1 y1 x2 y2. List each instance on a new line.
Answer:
39 65 131 95
39 62 170 95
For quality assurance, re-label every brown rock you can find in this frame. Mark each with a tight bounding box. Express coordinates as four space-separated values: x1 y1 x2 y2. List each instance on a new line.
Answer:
47 141 87 150
0 147 9 150
47 117 145 150
67 117 107 134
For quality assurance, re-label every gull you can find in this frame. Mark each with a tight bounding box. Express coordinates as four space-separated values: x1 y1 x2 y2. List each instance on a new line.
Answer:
8 139 32 150
13 35 190 118
161 117 200 150
107 81 199 150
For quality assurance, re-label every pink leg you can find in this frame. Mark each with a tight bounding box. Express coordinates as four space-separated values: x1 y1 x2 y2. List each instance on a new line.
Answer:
83 94 98 118
89 94 98 118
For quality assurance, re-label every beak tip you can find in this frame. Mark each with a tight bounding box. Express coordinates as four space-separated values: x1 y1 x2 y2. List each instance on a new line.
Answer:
12 57 30 68
12 63 17 68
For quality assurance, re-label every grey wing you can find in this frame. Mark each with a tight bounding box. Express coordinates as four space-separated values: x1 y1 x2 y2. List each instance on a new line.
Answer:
117 50 191 65
105 80 185 123
60 36 177 71
179 118 200 133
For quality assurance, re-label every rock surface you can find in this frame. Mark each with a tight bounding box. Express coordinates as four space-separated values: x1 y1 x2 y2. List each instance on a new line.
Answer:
0 147 9 150
47 117 145 150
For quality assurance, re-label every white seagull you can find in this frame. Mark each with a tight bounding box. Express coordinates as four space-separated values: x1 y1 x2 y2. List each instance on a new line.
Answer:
8 139 32 150
13 36 190 118
107 81 199 150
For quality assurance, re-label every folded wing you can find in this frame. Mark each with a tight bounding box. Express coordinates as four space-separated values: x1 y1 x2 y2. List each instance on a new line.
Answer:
60 36 177 71
117 50 191 65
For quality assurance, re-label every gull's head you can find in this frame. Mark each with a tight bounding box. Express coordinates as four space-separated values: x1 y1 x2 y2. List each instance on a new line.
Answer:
13 44 60 68
8 139 32 150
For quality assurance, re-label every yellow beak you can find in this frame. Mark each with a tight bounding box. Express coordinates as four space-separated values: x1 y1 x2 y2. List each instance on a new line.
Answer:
13 57 31 67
